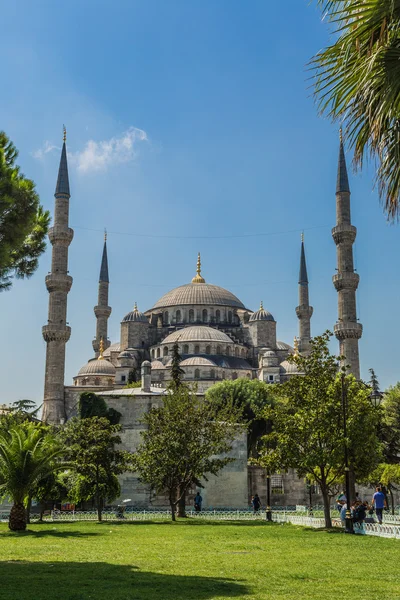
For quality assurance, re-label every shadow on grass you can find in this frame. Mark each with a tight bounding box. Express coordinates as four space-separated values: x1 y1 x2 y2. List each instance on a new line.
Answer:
0 529 103 538
0 561 249 600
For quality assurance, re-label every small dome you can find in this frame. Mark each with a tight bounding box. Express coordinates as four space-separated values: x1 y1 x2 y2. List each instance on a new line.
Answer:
161 326 233 345
263 349 277 357
78 357 116 377
276 341 294 352
142 360 151 367
122 303 148 323
249 301 274 322
181 357 217 367
151 360 165 369
103 342 120 357
279 360 299 375
118 351 132 359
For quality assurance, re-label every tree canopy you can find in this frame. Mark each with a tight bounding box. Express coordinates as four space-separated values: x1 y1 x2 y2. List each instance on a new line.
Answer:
0 132 50 290
313 1 400 219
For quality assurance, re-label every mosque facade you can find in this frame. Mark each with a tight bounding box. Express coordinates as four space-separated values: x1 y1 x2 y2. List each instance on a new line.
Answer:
41 131 362 507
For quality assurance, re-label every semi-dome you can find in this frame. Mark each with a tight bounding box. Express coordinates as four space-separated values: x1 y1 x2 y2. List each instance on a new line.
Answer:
180 357 217 367
103 342 120 357
161 326 233 345
279 360 299 375
276 341 294 352
78 357 116 377
151 360 165 369
249 301 274 322
122 302 148 323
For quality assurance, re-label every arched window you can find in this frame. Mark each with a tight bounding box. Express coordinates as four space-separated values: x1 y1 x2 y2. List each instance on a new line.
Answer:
228 311 233 324
202 309 208 323
216 345 221 355
210 369 215 379
241 348 245 358
235 347 239 357
183 344 189 354
232 372 238 380
222 371 225 380
108 378 113 386
157 348 161 358
176 310 181 323
226 346 230 356
74 380 77 386
205 345 211 355
246 372 251 379
94 377 100 386
159 372 165 381
151 349 155 359
82 378 87 386
195 369 200 379
163 346 169 357
234 314 240 325
189 309 194 323
164 311 169 325
215 310 221 323
194 345 200 354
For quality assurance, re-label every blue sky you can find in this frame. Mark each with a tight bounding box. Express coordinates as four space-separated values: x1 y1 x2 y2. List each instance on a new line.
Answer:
1 0 398 403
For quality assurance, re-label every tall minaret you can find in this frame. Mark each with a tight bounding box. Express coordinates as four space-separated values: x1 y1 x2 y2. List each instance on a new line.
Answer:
42 127 74 424
92 231 111 357
332 131 362 378
295 233 313 354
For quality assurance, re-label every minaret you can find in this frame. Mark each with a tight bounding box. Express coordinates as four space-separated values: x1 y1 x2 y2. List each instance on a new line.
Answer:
332 131 362 378
295 233 313 354
93 231 111 357
42 127 74 424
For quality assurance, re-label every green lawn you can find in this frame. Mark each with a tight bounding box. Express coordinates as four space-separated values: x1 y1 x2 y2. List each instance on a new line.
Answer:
0 520 399 600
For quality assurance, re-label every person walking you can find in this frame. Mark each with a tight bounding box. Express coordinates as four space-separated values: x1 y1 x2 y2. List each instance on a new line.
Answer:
371 486 386 524
194 492 203 512
252 493 261 514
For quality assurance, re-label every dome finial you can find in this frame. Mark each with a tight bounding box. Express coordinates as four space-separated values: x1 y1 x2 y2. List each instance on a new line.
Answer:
260 300 263 310
98 337 104 360
293 336 299 356
134 301 138 311
191 252 205 283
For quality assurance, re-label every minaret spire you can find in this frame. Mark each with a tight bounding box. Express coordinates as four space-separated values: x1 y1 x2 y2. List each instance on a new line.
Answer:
332 132 362 378
42 127 74 424
296 233 313 354
93 233 112 357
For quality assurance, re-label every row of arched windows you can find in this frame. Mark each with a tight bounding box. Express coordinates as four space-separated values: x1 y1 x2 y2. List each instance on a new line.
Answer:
163 309 237 325
151 345 248 359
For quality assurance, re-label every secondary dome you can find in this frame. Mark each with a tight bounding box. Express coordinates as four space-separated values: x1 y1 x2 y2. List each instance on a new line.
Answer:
122 302 148 323
249 301 274 322
161 326 233 345
279 360 299 375
78 357 116 377
181 357 217 367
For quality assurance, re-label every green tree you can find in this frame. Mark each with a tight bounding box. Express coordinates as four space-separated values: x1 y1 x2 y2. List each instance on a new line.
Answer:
79 392 121 425
206 378 274 457
62 417 134 522
381 382 400 463
312 1 400 219
170 343 184 388
256 332 381 527
0 132 50 290
134 384 243 521
0 422 66 531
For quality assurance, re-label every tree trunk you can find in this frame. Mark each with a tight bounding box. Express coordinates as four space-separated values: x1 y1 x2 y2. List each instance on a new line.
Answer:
169 494 176 522
26 495 32 525
177 484 186 518
389 485 395 515
321 488 332 528
97 496 103 522
9 502 27 531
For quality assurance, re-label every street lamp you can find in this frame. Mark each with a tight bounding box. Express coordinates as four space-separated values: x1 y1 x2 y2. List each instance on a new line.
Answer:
341 373 354 534
266 472 272 521
370 389 383 408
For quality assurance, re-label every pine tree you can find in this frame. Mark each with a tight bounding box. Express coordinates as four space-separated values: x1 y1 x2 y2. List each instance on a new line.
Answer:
0 132 50 290
170 343 184 388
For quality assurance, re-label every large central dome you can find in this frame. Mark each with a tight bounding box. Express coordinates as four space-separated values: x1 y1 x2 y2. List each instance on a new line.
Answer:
152 282 245 310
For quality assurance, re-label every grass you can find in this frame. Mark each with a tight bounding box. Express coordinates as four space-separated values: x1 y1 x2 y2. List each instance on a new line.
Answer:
0 520 399 600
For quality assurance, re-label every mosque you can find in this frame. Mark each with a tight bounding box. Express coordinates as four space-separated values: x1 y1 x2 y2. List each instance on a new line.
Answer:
40 129 362 507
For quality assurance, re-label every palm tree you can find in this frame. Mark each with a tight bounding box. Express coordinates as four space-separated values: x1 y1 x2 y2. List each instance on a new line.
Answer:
0 422 66 531
312 1 400 219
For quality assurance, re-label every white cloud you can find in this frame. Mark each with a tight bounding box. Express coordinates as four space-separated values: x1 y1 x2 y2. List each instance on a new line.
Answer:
32 126 148 173
32 141 60 159
70 127 148 173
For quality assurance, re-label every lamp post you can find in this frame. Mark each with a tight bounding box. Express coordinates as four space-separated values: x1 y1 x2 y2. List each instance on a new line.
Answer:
341 372 354 534
266 472 272 521
370 389 383 408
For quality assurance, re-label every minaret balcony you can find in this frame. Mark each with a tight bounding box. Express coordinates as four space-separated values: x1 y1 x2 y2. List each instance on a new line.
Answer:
48 226 74 246
332 272 359 291
295 305 314 319
331 224 357 245
45 274 73 293
94 305 112 318
42 324 71 343
334 321 363 340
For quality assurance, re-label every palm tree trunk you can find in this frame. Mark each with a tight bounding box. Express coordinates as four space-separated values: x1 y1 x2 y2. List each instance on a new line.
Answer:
9 502 27 531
